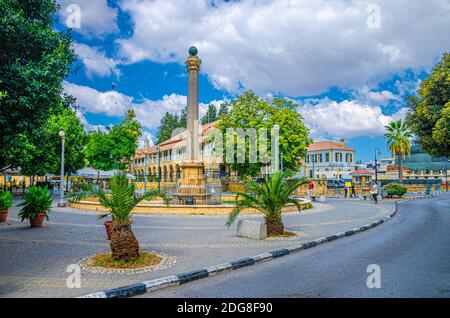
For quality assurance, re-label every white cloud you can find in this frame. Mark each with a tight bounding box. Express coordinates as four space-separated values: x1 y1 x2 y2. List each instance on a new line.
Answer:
73 43 120 78
298 98 407 139
58 0 118 37
75 110 108 133
138 131 155 148
64 81 132 117
64 82 224 130
116 0 450 96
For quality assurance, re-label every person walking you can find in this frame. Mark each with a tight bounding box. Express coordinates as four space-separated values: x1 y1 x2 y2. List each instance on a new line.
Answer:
307 181 313 198
370 182 378 203
350 183 356 198
344 184 348 198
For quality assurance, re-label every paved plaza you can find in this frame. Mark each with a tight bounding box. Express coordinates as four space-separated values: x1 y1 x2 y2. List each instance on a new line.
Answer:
0 198 394 298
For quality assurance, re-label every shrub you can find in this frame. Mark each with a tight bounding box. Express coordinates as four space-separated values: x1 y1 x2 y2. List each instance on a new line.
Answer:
17 186 52 221
382 183 407 198
0 191 13 210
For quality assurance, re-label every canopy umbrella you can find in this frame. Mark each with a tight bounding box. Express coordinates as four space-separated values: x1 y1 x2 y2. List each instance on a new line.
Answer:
74 167 105 178
102 169 136 180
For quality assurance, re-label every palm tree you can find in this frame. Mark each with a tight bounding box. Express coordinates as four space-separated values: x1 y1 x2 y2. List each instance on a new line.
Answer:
384 120 413 183
73 172 167 261
226 171 308 236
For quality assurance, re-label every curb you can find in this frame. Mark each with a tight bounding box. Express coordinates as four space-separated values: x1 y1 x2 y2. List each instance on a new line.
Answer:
77 196 434 298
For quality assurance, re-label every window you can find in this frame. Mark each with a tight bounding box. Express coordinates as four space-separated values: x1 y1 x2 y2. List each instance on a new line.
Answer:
325 153 330 162
335 153 342 162
319 154 323 163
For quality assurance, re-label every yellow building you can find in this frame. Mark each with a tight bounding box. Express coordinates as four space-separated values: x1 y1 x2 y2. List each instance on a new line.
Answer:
129 120 230 184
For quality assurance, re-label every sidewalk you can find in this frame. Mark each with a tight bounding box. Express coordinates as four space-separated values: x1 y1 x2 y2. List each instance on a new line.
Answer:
0 199 394 298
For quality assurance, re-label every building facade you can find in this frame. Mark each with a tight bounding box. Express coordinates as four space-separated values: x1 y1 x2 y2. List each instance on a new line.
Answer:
304 139 359 180
129 121 230 183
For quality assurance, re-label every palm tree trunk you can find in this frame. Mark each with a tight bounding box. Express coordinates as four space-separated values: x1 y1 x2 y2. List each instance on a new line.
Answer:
265 216 284 236
398 154 403 183
110 222 140 261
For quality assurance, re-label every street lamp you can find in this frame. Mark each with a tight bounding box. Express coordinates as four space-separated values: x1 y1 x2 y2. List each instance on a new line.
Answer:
57 130 66 207
143 150 148 193
157 145 161 191
374 148 381 193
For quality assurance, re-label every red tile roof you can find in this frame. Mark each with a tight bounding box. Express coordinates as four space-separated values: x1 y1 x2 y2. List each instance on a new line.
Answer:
134 120 221 156
307 140 354 151
350 169 375 175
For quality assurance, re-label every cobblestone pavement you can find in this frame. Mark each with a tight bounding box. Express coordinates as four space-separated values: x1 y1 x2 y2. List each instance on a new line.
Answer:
0 198 394 298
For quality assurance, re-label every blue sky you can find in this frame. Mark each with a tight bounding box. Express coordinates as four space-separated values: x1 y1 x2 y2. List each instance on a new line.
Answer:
56 0 450 162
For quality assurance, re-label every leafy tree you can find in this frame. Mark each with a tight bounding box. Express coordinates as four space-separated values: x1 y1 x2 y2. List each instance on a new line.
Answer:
218 92 311 178
407 53 450 158
218 103 229 117
84 110 141 170
156 112 180 144
44 107 87 176
201 104 217 124
0 0 76 172
384 120 413 183
226 171 308 236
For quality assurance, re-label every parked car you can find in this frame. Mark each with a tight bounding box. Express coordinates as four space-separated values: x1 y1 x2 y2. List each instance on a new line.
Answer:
326 179 346 189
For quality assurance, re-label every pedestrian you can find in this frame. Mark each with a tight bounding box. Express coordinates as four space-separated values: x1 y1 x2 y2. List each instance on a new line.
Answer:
446 181 449 193
370 182 378 203
307 181 313 198
350 183 356 198
344 184 348 198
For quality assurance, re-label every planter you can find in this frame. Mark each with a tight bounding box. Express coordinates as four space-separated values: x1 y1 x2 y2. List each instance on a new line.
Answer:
0 209 8 222
30 213 46 228
104 220 115 240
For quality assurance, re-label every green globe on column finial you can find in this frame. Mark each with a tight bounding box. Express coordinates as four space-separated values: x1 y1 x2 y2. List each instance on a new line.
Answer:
189 46 198 56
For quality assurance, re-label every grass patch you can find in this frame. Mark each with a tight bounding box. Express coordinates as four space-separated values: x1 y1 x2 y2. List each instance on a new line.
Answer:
90 252 162 269
268 231 297 238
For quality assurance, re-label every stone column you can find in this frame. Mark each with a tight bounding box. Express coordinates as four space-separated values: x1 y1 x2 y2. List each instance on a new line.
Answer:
180 47 205 188
185 46 202 161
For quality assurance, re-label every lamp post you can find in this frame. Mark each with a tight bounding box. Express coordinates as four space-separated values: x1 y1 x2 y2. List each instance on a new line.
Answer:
374 148 381 184
143 150 148 193
446 158 449 192
157 145 161 191
57 130 66 207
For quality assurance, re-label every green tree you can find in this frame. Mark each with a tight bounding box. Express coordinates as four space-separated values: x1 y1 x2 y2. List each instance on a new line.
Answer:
218 92 311 178
218 103 229 117
226 171 308 236
0 0 76 172
407 53 450 158
384 120 413 183
156 112 180 144
84 110 141 170
201 104 217 124
44 107 87 177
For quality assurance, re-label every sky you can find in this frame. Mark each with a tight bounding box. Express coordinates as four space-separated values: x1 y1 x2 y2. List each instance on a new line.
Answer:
55 0 450 163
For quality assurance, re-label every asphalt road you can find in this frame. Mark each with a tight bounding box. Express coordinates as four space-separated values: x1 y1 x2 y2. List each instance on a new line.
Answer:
144 196 450 298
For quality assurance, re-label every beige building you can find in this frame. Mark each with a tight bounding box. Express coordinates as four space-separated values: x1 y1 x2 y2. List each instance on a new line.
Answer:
129 121 230 183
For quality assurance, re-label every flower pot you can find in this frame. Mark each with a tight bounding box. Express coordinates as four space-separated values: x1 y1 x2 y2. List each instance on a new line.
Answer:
104 220 115 240
30 213 46 228
0 209 8 222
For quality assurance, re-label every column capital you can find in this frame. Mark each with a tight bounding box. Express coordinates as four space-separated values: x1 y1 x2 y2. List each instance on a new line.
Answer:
185 55 202 71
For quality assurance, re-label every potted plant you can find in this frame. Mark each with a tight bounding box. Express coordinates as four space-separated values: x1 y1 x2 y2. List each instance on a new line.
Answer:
0 190 13 222
73 172 167 259
17 186 52 227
